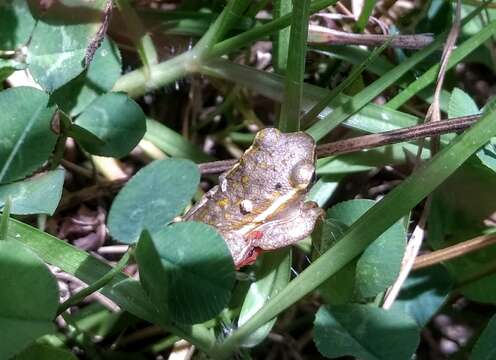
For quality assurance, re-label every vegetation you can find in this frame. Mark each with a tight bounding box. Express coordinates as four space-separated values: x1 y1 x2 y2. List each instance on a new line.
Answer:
0 0 496 358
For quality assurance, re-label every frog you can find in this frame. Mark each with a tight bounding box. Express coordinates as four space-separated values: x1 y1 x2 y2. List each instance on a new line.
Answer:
184 128 324 268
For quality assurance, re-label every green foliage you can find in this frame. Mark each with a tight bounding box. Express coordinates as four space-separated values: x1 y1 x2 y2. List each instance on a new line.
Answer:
0 0 35 49
392 266 452 327
0 241 59 359
0 170 64 215
1 1 496 359
318 199 406 301
73 92 146 157
471 314 496 360
51 38 122 116
15 343 77 360
136 222 236 324
108 159 200 244
314 304 420 360
0 87 57 184
26 1 106 92
238 250 291 347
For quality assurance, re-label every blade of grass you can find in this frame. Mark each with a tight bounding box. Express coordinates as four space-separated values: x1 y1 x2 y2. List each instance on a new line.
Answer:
144 119 214 162
387 18 496 110
273 0 292 74
211 95 496 360
301 39 391 124
310 44 452 111
279 0 311 131
356 0 376 32
0 196 11 240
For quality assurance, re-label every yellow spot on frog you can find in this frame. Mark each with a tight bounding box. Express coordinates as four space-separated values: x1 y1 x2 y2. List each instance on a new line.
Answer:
217 198 229 208
241 176 249 185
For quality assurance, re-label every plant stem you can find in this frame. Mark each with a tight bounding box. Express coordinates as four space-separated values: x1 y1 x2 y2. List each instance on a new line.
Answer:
209 0 338 59
112 0 337 97
194 0 252 58
112 51 192 97
57 250 132 314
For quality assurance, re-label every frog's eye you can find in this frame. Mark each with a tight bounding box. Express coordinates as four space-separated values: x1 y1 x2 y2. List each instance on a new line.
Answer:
290 162 314 188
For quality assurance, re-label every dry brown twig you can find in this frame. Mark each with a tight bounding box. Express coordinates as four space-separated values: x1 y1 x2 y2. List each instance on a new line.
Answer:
308 25 434 49
199 114 480 175
413 234 496 270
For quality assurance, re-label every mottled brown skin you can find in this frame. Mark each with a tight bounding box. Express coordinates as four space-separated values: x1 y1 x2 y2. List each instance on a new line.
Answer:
184 128 324 267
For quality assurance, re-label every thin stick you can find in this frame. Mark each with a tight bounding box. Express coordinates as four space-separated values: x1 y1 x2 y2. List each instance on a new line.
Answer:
308 25 434 49
199 114 481 174
413 234 496 270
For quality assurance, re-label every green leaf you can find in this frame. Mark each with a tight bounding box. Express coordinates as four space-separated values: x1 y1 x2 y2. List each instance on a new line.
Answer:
0 170 64 215
429 179 496 304
136 222 235 324
238 250 291 347
134 231 170 316
447 89 496 172
50 37 122 116
448 88 480 118
108 159 200 244
392 265 452 327
15 343 77 360
314 304 420 360
477 139 496 172
326 199 407 298
0 0 35 49
0 58 26 83
0 86 57 184
0 241 59 359
74 92 146 158
471 314 496 360
26 3 105 92
312 218 354 304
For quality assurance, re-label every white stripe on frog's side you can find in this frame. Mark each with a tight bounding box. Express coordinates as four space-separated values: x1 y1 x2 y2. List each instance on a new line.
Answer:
236 186 303 236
